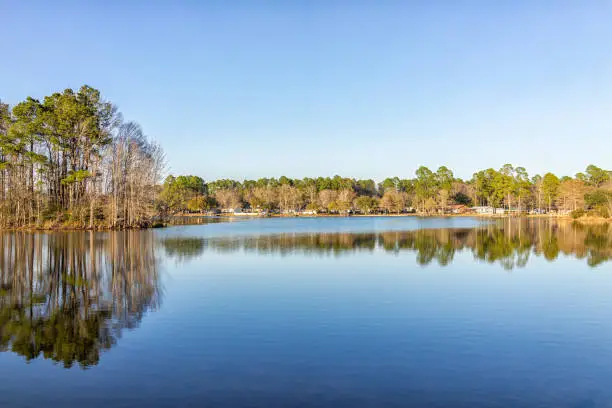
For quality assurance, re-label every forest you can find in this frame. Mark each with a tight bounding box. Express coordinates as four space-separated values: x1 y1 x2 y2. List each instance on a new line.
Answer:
1 86 611 229
0 86 164 229
161 164 612 219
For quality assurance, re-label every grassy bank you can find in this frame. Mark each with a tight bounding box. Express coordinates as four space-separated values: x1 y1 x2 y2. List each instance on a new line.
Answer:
571 216 611 225
0 220 167 232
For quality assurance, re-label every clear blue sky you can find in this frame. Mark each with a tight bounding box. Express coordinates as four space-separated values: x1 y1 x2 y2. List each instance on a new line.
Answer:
1 1 611 181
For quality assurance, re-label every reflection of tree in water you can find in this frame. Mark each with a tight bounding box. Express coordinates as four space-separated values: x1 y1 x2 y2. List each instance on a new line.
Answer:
161 219 612 269
0 231 161 369
162 237 207 262
577 224 611 267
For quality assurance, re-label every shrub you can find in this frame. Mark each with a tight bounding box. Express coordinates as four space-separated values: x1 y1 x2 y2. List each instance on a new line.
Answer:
570 209 586 219
586 207 610 218
452 192 472 206
596 206 610 218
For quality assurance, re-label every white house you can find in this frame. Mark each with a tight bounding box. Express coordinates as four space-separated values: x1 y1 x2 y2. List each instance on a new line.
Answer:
221 208 243 214
472 206 506 215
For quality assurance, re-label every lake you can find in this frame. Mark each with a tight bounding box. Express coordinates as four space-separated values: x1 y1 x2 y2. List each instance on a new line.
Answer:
1 216 612 407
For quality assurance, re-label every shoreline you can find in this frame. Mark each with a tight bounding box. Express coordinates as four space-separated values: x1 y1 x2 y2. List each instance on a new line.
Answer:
2 214 608 232
182 212 571 219
176 212 611 225
0 223 166 233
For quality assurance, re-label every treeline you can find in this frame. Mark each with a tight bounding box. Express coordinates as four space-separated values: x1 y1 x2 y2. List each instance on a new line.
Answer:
161 164 612 217
0 86 164 229
2 86 610 228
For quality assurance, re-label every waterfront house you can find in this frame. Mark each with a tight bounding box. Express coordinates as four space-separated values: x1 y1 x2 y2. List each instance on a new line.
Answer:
221 208 243 214
448 204 470 214
472 206 506 215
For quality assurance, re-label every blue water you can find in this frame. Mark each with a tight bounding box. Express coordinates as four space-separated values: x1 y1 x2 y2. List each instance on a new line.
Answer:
1 217 611 407
162 215 486 237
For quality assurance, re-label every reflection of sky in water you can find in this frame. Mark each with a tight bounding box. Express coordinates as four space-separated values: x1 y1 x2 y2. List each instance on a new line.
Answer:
1 217 612 407
162 215 487 238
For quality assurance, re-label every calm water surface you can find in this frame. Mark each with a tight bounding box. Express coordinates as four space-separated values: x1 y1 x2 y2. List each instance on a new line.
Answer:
1 217 612 407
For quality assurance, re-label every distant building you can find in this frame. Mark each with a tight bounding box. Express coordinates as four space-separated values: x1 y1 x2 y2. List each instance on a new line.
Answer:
472 206 505 215
221 208 243 214
448 204 470 214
